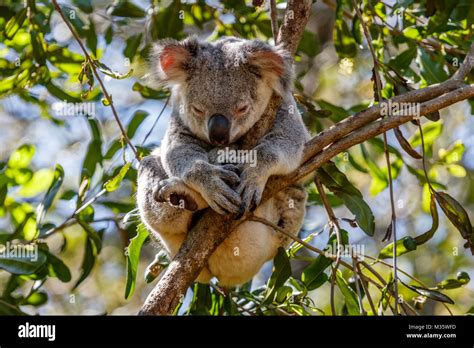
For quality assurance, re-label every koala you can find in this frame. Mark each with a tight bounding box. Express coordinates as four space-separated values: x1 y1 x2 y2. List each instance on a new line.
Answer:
137 36 309 287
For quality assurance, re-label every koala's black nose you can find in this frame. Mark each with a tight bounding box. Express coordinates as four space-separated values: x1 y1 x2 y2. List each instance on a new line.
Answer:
208 114 230 145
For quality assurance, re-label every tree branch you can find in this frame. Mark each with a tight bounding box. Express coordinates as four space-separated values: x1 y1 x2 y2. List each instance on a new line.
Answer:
139 5 474 314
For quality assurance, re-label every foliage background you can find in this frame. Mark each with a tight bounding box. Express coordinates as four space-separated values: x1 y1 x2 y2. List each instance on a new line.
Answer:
0 0 473 315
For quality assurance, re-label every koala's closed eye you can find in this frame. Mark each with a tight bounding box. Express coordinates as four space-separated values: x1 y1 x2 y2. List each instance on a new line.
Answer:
191 104 205 117
235 103 250 116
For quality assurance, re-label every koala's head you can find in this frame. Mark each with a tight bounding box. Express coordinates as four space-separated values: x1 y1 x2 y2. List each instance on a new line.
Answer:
151 36 292 145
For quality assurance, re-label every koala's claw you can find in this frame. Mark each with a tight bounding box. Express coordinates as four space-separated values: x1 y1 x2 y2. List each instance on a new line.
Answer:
154 178 199 211
216 166 240 187
184 162 242 215
206 186 242 215
238 184 264 213
237 168 266 213
234 205 246 220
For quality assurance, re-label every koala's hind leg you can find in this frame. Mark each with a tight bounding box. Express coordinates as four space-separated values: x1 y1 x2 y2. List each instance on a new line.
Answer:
207 185 307 287
273 184 308 248
137 155 212 282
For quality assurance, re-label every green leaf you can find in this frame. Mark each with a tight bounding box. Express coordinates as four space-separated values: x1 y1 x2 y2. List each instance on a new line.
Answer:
125 223 149 299
317 162 375 236
82 119 103 178
439 142 465 164
315 100 349 122
414 193 439 245
378 236 417 259
402 26 422 40
317 162 361 197
30 28 46 65
93 60 133 80
351 15 362 45
297 30 319 57
336 270 360 315
19 168 55 197
446 164 466 178
337 193 375 236
401 281 454 304
360 143 389 195
85 17 97 56
150 0 184 39
73 235 97 289
434 191 473 252
47 252 72 282
389 46 417 71
410 121 443 148
23 291 48 306
436 272 470 290
104 162 131 192
132 82 169 100
301 255 331 290
77 220 102 252
334 5 357 58
110 1 146 18
124 33 143 60
127 110 149 138
263 247 291 304
73 0 93 13
45 82 83 102
417 48 449 85
36 164 64 227
0 301 26 315
4 7 27 39
394 127 422 159
0 249 47 275
8 144 35 169
104 24 113 44
380 192 440 259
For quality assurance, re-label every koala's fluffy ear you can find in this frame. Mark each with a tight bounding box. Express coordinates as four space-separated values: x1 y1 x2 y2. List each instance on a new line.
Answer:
152 37 199 85
246 42 293 96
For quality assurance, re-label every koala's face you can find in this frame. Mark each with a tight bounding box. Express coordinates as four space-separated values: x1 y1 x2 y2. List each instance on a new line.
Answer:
153 37 292 145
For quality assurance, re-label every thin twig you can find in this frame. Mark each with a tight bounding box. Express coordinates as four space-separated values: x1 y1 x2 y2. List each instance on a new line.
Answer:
352 0 399 314
355 261 376 315
416 119 434 192
351 256 366 315
247 215 413 315
314 176 341 315
141 96 170 147
51 0 139 161
364 255 454 315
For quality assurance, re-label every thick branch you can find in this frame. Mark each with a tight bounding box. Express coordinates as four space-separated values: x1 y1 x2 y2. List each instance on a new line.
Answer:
139 18 474 315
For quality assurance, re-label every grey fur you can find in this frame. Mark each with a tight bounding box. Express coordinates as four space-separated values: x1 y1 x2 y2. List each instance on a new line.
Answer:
137 37 309 286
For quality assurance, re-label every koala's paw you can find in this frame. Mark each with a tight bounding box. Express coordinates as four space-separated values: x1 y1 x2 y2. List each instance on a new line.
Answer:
237 167 267 213
185 162 242 215
154 177 205 211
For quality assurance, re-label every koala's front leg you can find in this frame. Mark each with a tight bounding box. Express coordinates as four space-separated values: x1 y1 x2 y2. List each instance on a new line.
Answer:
162 116 242 215
137 156 199 251
137 155 213 282
237 100 308 212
